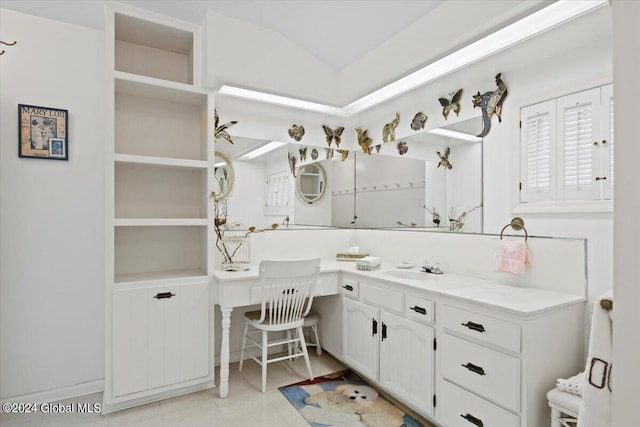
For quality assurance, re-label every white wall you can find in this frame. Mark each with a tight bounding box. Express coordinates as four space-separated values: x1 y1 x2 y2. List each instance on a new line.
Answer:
338 0 548 104
0 10 105 399
203 11 338 105
611 1 640 426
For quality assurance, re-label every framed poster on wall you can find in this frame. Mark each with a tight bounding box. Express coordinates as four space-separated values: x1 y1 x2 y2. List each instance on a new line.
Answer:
18 104 68 160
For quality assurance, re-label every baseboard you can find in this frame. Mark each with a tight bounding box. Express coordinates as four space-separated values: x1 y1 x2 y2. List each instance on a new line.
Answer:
101 380 215 415
1 379 104 405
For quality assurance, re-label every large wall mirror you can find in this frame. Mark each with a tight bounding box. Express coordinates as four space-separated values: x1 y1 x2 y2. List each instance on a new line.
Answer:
212 151 234 201
296 163 327 205
215 116 482 233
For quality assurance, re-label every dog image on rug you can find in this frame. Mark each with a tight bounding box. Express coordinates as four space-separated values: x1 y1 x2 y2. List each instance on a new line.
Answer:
303 383 404 427
279 376 425 427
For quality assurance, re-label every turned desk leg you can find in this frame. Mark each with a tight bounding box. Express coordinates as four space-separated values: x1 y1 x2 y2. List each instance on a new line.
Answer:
219 307 233 398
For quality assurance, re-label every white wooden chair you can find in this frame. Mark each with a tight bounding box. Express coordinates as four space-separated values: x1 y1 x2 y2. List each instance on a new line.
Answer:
238 258 320 392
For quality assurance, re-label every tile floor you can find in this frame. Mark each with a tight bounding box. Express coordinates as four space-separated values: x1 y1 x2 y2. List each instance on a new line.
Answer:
0 352 347 427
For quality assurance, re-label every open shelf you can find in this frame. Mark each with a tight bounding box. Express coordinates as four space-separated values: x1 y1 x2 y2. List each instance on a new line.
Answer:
115 90 208 160
115 72 206 105
114 226 207 279
115 163 208 219
114 268 208 285
115 13 194 85
114 153 208 170
114 218 209 227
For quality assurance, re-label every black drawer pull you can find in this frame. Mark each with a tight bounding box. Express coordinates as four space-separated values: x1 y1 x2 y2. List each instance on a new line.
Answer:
410 306 427 315
462 362 486 376
342 284 354 292
381 323 387 341
372 319 378 336
461 321 486 333
461 413 484 427
154 292 175 299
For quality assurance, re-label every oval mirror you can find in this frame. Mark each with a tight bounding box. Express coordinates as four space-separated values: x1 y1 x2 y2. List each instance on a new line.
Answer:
295 163 327 205
212 151 234 201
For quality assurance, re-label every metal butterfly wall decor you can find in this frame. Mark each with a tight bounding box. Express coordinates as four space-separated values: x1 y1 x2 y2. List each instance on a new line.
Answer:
322 125 345 147
325 148 334 159
299 147 307 162
214 109 238 144
337 150 350 161
411 112 428 131
397 141 408 155
355 128 374 155
288 124 305 141
436 147 453 169
311 148 319 160
288 152 297 177
382 113 400 142
472 73 508 137
438 89 463 120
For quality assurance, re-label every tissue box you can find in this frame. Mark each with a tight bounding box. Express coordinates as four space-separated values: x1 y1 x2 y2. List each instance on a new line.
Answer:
356 256 381 271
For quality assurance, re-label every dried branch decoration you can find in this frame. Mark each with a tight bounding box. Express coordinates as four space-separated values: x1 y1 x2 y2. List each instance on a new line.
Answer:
214 109 238 144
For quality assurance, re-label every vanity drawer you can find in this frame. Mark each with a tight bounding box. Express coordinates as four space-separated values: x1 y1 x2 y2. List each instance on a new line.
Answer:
440 380 520 427
405 295 434 324
341 278 359 299
442 334 521 412
442 305 521 353
360 283 404 313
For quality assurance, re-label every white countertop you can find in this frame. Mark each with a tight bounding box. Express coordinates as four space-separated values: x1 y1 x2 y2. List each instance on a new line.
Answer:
214 259 586 316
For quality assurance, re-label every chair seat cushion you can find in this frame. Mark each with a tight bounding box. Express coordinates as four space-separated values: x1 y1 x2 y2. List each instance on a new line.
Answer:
547 387 582 414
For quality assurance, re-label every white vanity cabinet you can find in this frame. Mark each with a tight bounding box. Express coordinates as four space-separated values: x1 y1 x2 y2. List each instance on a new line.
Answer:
112 281 210 397
342 278 435 416
438 300 585 427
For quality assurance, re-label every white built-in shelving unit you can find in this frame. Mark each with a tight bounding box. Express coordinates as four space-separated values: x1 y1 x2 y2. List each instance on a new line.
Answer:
104 2 214 413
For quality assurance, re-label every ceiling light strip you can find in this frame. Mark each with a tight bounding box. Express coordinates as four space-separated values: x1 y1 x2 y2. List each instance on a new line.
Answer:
217 86 346 116
216 0 607 117
237 141 287 160
343 0 608 115
427 128 482 143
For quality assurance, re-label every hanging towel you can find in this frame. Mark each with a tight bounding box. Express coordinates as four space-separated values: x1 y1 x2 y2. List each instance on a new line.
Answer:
578 290 613 427
494 239 531 276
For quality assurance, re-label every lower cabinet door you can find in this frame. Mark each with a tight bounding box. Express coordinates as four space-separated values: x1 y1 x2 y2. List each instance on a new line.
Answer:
379 311 434 416
342 298 379 381
112 281 209 396
440 380 520 427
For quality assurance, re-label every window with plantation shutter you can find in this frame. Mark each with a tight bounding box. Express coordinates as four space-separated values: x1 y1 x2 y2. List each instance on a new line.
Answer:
520 100 556 202
519 84 613 206
557 87 600 200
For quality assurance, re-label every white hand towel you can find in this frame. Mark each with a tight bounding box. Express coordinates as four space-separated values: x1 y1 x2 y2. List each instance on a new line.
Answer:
578 290 613 427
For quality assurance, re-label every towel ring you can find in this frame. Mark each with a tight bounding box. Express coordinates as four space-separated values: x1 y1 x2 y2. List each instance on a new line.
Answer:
500 217 528 241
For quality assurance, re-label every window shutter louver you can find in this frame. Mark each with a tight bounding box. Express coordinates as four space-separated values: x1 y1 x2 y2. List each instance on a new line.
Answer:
557 88 601 200
520 100 557 202
562 103 593 190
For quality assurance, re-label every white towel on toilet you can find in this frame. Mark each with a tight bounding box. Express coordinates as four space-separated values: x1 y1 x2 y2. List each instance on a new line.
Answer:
578 290 613 427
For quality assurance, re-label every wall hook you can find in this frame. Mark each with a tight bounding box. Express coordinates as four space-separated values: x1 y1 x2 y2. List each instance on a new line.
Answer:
0 40 18 55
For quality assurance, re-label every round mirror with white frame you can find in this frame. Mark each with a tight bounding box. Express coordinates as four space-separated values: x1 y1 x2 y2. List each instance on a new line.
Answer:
295 163 327 205
213 151 234 201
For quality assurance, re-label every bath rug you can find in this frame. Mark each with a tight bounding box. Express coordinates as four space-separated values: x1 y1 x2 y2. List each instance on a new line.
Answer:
279 370 432 427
